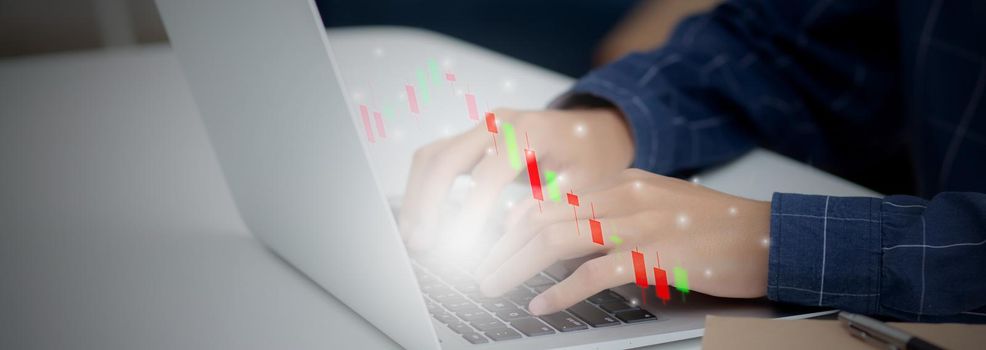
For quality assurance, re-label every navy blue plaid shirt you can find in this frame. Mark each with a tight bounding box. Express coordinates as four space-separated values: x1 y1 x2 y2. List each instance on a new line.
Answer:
557 0 985 322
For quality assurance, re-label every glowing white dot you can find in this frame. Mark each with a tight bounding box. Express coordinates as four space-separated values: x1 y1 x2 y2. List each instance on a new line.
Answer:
761 237 771 248
506 200 514 208
634 181 643 190
557 174 567 183
615 265 624 274
728 206 738 216
690 177 701 185
373 47 385 57
442 126 453 136
455 88 465 96
630 299 639 306
704 268 713 278
676 213 690 229
574 124 587 137
501 79 515 92
486 147 496 155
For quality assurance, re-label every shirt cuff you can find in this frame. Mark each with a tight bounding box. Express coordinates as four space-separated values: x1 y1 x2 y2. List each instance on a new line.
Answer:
767 192 883 314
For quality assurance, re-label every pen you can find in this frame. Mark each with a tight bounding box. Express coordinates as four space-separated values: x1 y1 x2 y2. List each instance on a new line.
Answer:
839 311 944 350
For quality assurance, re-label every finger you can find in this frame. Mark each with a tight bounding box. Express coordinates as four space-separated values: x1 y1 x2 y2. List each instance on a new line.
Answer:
476 183 634 279
502 172 631 236
502 197 539 232
443 149 522 242
475 200 575 279
527 251 635 315
479 215 636 297
400 127 489 250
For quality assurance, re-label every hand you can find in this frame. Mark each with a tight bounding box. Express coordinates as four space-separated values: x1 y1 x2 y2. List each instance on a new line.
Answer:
476 168 771 315
398 108 634 250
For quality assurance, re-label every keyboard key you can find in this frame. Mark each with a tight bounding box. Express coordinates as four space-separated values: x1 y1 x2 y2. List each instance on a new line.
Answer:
453 283 479 294
614 309 657 323
470 317 507 332
465 292 500 304
425 301 443 314
598 301 636 313
434 312 457 324
531 285 552 293
587 290 623 304
524 274 555 287
431 291 462 305
509 295 536 308
447 321 473 334
482 301 515 312
544 264 572 281
456 308 490 321
495 308 530 321
485 328 522 341
506 289 536 306
505 288 536 299
510 317 556 336
445 300 477 312
424 285 453 297
461 332 489 344
540 312 588 332
567 302 621 327
436 295 466 307
419 281 445 292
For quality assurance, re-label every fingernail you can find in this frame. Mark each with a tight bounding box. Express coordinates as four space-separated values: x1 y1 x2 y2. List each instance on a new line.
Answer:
528 295 549 315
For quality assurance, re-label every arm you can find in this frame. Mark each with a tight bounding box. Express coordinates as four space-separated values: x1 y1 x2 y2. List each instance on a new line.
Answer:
594 0 721 66
770 192 986 322
557 0 898 176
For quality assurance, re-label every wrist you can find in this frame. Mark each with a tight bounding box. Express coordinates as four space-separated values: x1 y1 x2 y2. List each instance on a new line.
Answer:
734 199 772 297
592 107 635 167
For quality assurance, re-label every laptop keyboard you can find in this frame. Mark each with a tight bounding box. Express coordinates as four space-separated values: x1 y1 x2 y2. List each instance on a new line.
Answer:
413 258 657 344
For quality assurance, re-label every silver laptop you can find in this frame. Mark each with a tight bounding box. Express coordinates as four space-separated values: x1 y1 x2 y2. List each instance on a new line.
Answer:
155 0 833 348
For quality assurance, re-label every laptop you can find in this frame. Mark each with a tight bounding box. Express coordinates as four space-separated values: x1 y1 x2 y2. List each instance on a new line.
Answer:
155 0 837 348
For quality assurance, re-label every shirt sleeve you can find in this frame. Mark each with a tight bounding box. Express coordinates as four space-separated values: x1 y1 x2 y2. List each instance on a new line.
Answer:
552 0 898 176
768 192 986 323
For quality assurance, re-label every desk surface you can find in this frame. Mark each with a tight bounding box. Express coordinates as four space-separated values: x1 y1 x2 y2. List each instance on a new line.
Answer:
0 27 875 350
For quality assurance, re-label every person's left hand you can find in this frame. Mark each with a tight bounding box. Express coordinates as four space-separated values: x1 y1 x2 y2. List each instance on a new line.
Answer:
475 168 772 316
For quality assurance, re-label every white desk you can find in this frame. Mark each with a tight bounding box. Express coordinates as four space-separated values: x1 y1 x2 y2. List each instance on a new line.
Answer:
0 27 875 350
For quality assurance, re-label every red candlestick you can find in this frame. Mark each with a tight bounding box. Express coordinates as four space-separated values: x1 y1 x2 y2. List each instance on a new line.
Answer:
359 104 374 143
525 149 543 201
373 111 386 138
589 219 604 245
405 84 419 114
631 250 648 288
566 192 580 207
465 93 479 120
653 267 670 303
485 112 498 133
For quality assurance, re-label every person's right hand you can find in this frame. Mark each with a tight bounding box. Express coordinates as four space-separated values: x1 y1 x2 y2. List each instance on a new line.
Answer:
399 107 635 251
